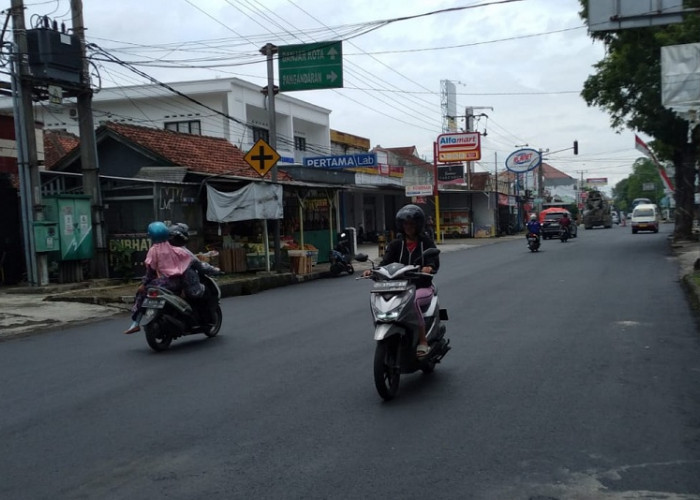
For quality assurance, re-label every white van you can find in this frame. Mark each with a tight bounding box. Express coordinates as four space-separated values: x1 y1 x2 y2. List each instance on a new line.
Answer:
630 203 660 234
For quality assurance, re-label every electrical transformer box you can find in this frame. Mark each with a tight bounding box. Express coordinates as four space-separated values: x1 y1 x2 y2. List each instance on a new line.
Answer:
26 28 83 86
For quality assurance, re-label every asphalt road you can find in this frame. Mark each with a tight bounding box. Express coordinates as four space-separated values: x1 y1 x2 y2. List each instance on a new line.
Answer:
1 224 699 500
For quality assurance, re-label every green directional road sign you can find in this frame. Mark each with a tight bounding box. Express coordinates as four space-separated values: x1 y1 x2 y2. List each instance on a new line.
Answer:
278 41 343 92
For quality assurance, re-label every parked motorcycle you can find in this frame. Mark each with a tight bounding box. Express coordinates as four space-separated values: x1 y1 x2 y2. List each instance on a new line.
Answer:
527 233 540 252
356 248 450 401
330 232 366 276
140 270 222 352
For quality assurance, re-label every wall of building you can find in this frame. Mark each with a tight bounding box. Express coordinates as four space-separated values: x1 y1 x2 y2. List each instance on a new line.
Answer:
10 78 332 168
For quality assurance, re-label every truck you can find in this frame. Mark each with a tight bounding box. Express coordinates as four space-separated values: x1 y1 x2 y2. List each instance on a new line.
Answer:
583 190 612 229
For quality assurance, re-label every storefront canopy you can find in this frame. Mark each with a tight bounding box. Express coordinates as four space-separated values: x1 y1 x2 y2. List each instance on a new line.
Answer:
206 183 283 222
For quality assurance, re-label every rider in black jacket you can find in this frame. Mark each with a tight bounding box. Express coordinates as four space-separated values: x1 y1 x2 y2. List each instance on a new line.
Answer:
365 204 439 357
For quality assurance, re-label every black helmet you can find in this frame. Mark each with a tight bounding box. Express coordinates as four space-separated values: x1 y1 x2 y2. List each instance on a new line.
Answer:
395 204 425 233
168 222 190 247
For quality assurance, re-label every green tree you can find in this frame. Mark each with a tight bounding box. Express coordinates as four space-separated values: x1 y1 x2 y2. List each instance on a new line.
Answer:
578 0 700 239
613 158 667 209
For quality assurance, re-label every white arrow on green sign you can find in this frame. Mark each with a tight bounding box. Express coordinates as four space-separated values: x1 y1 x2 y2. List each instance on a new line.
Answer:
278 41 343 92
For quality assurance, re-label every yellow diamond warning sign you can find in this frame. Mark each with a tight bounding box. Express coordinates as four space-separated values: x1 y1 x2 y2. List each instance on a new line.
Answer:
244 139 281 177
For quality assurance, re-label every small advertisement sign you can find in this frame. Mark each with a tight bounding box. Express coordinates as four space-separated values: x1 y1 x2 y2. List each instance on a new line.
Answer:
587 177 608 186
406 185 434 197
438 163 464 184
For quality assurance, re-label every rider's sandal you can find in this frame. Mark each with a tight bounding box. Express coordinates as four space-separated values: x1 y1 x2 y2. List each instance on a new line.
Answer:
416 344 431 357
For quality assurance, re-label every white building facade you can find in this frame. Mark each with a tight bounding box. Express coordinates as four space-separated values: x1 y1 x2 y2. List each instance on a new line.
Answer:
22 77 332 165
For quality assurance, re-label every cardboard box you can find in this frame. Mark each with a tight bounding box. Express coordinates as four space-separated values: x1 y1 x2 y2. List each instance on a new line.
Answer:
290 255 312 275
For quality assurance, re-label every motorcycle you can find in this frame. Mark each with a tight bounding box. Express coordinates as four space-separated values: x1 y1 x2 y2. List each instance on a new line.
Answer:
560 225 570 243
356 248 450 401
140 270 222 352
329 232 367 277
526 232 540 252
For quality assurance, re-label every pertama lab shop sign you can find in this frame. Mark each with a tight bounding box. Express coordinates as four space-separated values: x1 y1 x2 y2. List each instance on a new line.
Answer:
505 148 541 173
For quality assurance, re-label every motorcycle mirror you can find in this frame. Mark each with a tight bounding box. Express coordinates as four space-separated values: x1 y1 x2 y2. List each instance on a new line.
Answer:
422 248 440 258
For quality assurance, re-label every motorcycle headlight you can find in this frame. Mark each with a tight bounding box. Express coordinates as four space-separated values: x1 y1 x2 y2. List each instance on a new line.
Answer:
376 310 401 321
371 291 414 322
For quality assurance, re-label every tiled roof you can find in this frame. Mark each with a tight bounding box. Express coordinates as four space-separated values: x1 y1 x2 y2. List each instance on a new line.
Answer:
104 122 289 180
44 130 80 170
541 162 574 180
497 162 574 182
46 122 290 181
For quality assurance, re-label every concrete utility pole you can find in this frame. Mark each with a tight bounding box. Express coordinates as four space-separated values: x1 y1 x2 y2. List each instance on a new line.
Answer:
261 42 281 272
537 148 548 215
11 0 45 285
464 106 493 189
71 0 108 278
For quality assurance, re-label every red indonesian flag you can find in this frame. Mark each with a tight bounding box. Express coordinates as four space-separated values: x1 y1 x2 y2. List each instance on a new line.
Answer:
634 135 674 192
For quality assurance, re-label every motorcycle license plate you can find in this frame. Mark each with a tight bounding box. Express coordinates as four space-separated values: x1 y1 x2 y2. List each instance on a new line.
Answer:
371 280 408 293
143 298 165 309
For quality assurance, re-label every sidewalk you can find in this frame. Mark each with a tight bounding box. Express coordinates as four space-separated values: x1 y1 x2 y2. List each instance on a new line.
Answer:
0 234 577 339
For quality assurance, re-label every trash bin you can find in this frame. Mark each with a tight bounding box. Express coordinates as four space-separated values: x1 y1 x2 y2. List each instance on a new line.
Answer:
343 227 357 255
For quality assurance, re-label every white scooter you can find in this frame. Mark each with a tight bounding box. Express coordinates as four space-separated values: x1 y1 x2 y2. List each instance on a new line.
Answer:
357 248 450 401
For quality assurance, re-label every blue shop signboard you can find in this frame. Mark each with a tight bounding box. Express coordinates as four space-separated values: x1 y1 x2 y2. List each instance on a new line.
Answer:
303 153 377 169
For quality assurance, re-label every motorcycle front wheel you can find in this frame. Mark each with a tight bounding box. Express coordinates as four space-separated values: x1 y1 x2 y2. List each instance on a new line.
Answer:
144 320 172 352
374 337 401 401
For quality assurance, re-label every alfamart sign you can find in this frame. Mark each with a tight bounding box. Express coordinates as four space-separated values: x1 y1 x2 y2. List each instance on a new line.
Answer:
437 132 481 162
505 148 541 173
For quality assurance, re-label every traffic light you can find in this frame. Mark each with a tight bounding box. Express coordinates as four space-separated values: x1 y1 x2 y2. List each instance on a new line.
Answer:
573 140 579 155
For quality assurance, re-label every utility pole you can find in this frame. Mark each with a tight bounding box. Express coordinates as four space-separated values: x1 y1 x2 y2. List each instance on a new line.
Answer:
575 169 588 218
494 151 499 236
71 0 108 278
464 106 492 235
463 106 492 189
261 42 280 272
537 148 548 215
11 0 45 285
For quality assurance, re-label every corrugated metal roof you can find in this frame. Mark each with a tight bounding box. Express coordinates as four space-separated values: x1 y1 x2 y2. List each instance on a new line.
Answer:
135 166 189 183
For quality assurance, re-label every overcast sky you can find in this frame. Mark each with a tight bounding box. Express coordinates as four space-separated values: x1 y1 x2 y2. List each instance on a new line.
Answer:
20 0 653 190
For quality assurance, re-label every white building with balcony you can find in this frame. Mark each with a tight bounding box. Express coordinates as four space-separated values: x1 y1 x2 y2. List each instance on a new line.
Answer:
15 77 332 165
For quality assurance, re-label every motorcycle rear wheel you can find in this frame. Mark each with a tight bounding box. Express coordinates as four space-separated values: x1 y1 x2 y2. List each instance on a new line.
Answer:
204 305 223 338
374 337 401 401
144 320 172 352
